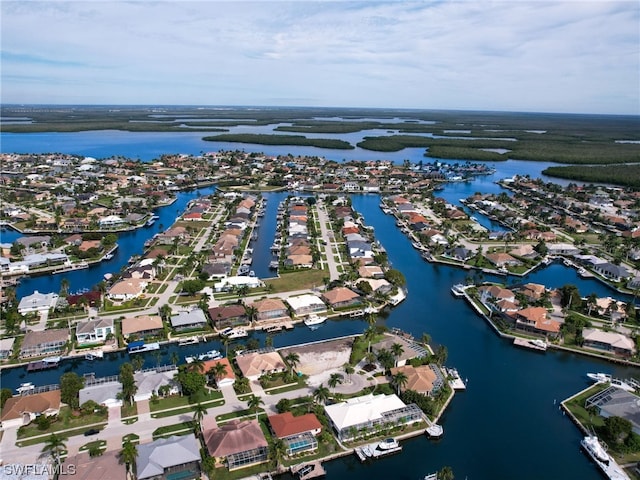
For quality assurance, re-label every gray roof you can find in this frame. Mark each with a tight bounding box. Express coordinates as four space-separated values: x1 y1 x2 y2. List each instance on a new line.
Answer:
134 368 178 397
591 387 640 431
137 434 201 480
79 382 122 406
170 309 208 328
76 317 114 335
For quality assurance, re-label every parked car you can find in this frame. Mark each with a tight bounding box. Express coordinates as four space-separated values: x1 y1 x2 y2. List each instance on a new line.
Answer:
84 428 100 436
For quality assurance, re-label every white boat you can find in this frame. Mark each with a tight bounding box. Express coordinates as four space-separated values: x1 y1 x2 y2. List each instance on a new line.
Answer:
178 336 200 346
610 378 636 392
304 314 327 327
265 325 282 333
85 350 104 360
227 328 248 339
581 435 631 480
198 350 222 361
587 372 612 383
103 253 114 260
426 424 444 438
16 382 35 394
127 342 160 354
451 284 466 297
377 438 399 450
529 339 548 350
42 356 62 364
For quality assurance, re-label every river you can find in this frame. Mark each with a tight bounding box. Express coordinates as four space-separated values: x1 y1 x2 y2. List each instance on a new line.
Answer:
1 128 638 479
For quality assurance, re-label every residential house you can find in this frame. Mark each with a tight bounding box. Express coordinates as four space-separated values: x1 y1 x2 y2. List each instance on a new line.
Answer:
593 262 631 283
208 304 249 329
20 329 69 358
170 308 208 331
511 307 561 338
203 419 269 471
79 381 123 408
1 390 61 429
17 290 59 315
585 387 640 435
250 298 290 324
389 365 444 396
582 328 636 357
322 287 361 309
358 265 385 278
107 278 148 301
235 351 286 380
137 434 201 480
323 393 423 441
121 315 164 339
203 357 235 387
60 451 127 480
485 252 521 268
75 317 115 345
519 283 546 303
134 367 180 402
268 411 322 455
0 337 15 359
285 294 327 318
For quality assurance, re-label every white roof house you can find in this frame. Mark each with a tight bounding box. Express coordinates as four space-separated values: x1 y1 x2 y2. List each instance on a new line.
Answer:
583 328 636 356
324 393 422 441
79 381 123 408
214 276 263 292
285 294 327 316
134 368 180 402
18 290 59 314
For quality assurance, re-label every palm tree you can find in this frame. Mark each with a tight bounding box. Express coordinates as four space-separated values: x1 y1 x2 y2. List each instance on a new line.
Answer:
313 384 331 406
420 332 432 346
119 440 138 478
247 394 264 419
587 293 598 316
192 402 208 435
328 373 343 393
284 352 300 378
170 351 180 367
41 433 66 468
60 277 70 297
188 358 206 374
391 371 408 396
210 362 228 386
438 465 455 480
269 438 288 472
391 342 404 367
344 364 355 384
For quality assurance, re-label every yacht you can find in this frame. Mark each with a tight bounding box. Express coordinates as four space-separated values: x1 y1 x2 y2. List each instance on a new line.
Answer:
377 438 400 450
42 356 62 364
127 341 160 354
587 372 612 383
178 336 200 346
581 435 631 480
16 382 35 394
610 378 636 392
186 350 223 363
85 350 104 360
529 339 548 350
304 314 327 327
450 284 466 297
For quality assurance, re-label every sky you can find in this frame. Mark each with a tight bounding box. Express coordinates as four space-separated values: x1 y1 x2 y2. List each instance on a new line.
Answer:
1 1 639 115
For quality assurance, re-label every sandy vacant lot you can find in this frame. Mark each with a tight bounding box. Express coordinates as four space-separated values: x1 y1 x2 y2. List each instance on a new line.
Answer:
280 337 354 375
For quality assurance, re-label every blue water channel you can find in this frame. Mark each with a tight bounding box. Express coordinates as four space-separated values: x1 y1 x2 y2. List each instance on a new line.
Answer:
1 129 638 479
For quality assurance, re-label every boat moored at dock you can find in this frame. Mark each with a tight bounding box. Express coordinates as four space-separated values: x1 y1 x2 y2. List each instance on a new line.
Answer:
127 341 160 354
303 314 327 327
580 435 630 480
354 438 402 462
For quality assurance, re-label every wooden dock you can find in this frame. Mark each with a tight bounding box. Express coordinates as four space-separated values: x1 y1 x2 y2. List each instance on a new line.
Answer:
354 440 402 462
513 337 547 352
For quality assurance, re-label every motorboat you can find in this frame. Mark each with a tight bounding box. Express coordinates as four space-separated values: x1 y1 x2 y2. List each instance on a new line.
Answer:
304 314 327 327
42 356 62 364
186 350 223 363
178 336 200 346
426 424 444 438
377 438 399 450
450 284 466 297
529 339 548 350
581 435 631 480
16 382 35 394
265 325 283 333
225 328 248 339
587 373 612 383
610 378 636 392
85 350 104 360
127 341 160 354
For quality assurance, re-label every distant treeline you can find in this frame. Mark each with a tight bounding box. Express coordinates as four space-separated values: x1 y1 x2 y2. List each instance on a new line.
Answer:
202 133 354 150
542 164 640 189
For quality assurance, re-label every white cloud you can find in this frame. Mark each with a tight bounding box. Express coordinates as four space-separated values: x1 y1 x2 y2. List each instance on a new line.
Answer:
1 0 638 113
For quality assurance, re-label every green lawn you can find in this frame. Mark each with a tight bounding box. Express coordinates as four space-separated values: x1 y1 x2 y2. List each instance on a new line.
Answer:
17 407 107 440
149 390 223 412
264 269 328 292
151 400 225 419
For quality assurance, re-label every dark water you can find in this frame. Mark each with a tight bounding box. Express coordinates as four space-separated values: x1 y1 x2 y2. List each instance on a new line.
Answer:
1 129 638 479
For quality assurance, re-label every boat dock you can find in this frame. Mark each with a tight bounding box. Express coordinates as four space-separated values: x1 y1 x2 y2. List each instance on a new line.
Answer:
290 460 326 479
445 367 467 390
513 337 547 352
354 441 402 462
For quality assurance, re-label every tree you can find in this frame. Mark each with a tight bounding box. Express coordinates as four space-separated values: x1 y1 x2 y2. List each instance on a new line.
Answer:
420 333 432 347
181 279 205 296
604 416 633 445
188 358 206 374
344 364 355 384
192 402 208 435
284 352 300 378
119 363 138 406
270 437 288 471
433 345 448 365
391 342 404 367
247 394 264 419
119 440 138 477
170 351 180 366
438 465 455 480
1 388 13 408
313 384 331 406
391 371 408 395
41 433 66 468
210 362 228 386
328 373 344 393
384 268 406 287
177 369 207 397
60 277 70 297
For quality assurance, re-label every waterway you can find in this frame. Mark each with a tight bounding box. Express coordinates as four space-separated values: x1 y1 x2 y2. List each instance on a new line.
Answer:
1 130 639 479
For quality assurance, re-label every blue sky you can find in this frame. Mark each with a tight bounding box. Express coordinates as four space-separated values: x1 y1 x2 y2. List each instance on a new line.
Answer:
1 1 638 114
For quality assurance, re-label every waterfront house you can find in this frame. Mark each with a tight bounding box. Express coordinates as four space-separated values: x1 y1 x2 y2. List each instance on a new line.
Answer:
156 226 188 245
0 337 15 359
268 411 322 456
17 290 59 315
235 350 286 381
284 254 314 268
136 434 201 480
121 315 163 340
593 262 631 283
107 278 148 301
479 285 515 303
250 298 290 324
203 357 235 387
169 308 208 331
358 264 385 278
582 328 636 357
134 367 180 401
201 262 231 280
285 294 327 318
546 243 580 256
208 304 249 329
322 287 361 309
485 252 521 268
585 387 640 435
98 215 125 228
20 329 68 358
519 283 547 303
75 317 114 345
389 365 444 396
203 419 269 471
323 393 423 442
60 450 126 480
79 381 123 408
0 390 61 429
511 307 561 338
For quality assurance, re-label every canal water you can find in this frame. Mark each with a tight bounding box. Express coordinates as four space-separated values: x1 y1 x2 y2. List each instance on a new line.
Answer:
1 129 638 479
